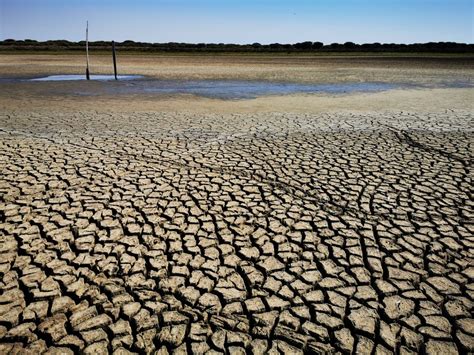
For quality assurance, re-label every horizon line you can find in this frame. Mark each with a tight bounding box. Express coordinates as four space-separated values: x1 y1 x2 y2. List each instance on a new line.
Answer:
2 39 474 46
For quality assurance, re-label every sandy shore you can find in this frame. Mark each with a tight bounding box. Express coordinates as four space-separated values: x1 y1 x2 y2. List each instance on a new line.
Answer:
0 55 473 354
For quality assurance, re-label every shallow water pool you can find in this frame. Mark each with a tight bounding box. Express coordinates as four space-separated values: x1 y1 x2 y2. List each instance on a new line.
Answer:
128 80 400 99
2 75 471 100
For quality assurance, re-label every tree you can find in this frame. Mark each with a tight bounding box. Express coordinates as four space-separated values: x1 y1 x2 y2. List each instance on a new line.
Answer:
294 41 313 50
312 42 324 50
343 42 357 49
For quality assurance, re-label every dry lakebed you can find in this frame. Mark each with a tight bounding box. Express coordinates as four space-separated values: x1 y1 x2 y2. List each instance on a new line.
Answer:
0 54 473 354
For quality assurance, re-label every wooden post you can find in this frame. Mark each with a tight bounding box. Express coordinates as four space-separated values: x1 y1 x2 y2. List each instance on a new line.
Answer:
86 21 90 80
112 41 118 80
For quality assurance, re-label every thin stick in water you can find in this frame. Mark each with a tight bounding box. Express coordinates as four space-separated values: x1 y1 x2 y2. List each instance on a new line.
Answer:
86 21 90 80
112 41 118 80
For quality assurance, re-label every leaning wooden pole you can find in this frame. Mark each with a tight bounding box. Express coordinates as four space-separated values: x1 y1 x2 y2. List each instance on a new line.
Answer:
112 41 118 80
85 21 90 80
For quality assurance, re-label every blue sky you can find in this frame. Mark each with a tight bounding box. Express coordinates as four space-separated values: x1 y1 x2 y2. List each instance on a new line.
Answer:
0 0 472 44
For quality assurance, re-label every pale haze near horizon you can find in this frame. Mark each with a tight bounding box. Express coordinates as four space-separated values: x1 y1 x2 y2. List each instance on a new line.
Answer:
0 0 473 44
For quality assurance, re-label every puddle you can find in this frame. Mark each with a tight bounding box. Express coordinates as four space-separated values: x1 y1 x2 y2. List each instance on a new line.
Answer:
30 74 143 81
22 75 401 99
0 75 471 100
126 80 400 99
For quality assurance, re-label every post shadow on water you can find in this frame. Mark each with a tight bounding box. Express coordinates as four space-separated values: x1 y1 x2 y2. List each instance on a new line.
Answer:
6 75 473 100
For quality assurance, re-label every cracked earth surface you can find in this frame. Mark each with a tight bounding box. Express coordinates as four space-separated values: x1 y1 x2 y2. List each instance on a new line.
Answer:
0 109 473 354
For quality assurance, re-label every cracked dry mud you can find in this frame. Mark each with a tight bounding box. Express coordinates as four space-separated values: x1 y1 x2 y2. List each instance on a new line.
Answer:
0 109 473 354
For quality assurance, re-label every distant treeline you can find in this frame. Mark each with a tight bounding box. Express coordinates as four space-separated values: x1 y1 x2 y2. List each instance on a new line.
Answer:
1 39 473 53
